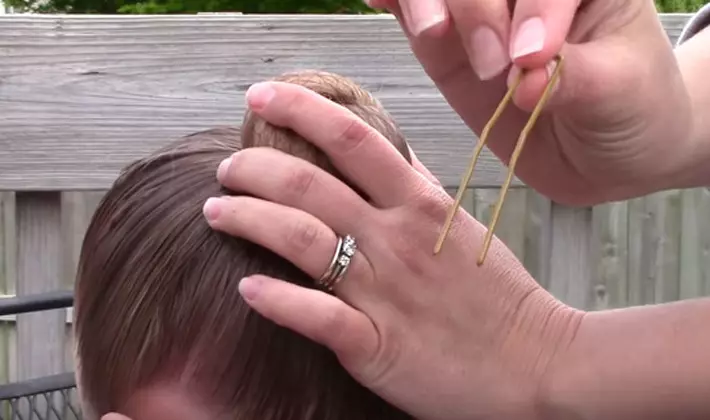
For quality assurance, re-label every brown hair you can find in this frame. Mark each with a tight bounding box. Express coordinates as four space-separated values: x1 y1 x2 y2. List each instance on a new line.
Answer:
73 71 413 420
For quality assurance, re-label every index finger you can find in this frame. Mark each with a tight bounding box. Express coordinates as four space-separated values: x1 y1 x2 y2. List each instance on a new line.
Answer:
244 81 426 208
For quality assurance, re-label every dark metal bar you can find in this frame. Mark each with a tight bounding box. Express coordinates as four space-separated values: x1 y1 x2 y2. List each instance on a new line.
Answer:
0 372 76 400
0 291 73 317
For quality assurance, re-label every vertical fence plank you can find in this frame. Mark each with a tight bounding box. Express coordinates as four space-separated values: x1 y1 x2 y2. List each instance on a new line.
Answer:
546 204 594 310
627 191 683 306
0 192 16 386
523 191 552 287
473 189 529 262
655 190 682 304
61 191 104 372
679 188 710 298
15 192 66 382
591 201 629 310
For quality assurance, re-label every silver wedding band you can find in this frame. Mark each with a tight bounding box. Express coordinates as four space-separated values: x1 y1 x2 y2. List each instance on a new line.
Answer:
318 234 357 292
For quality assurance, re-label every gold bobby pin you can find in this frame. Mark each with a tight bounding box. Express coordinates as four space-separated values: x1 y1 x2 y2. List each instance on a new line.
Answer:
433 54 565 266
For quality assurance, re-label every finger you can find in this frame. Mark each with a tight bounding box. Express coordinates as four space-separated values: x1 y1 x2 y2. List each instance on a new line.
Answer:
510 0 579 66
407 144 442 188
238 275 378 372
217 147 372 229
396 0 449 38
203 195 374 297
444 0 512 81
506 61 561 111
504 0 579 110
245 81 425 207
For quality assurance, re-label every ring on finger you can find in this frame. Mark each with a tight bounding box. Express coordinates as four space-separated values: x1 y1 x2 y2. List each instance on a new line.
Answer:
317 234 358 292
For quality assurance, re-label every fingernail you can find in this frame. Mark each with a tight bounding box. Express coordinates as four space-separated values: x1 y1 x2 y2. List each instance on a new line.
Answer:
239 277 262 301
246 82 276 111
203 197 222 221
217 156 231 181
470 26 510 81
399 0 447 37
512 17 546 59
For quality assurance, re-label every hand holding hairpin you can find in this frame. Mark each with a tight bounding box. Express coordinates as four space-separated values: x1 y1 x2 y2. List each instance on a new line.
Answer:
433 54 565 266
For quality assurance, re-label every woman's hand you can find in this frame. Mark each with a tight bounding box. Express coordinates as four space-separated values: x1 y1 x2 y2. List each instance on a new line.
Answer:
203 82 583 420
367 0 698 206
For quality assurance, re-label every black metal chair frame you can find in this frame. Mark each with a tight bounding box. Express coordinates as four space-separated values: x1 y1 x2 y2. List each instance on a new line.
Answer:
0 291 80 420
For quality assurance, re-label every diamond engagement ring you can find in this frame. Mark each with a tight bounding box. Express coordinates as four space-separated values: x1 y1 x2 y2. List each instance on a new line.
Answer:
318 234 357 292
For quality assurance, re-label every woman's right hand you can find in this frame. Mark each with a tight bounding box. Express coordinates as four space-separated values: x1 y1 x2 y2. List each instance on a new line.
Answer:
368 0 699 206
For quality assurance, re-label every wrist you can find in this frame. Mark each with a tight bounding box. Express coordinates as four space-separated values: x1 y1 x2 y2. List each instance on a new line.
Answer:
532 305 588 420
537 299 710 420
503 290 585 420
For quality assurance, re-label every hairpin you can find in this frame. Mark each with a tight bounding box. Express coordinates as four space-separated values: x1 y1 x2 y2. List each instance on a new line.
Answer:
434 54 565 266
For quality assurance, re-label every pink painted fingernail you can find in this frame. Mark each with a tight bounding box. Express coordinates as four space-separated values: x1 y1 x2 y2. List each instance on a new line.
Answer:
203 197 222 221
239 277 262 301
470 26 510 81
399 0 447 37
246 82 276 110
512 17 546 59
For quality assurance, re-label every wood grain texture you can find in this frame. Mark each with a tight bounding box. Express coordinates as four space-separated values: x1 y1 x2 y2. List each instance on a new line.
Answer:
590 201 629 310
0 13 692 191
0 192 15 384
15 193 66 381
546 205 594 309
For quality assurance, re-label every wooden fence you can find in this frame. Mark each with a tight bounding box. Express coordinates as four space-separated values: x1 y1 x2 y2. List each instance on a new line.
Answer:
0 13 708 388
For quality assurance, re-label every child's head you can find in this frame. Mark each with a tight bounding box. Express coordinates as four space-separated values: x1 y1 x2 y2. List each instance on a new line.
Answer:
73 71 413 420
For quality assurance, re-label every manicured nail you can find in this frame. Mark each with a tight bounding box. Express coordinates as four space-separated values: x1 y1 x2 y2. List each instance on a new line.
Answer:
217 157 231 181
203 197 222 221
399 0 447 37
246 82 276 111
239 277 262 301
512 17 546 59
470 26 510 81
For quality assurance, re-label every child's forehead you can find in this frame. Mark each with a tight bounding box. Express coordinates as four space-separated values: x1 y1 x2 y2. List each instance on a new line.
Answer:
117 384 231 420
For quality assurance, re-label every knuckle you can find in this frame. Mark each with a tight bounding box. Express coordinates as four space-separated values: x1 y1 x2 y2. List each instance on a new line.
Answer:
284 165 318 197
285 217 322 255
412 187 451 222
332 115 374 155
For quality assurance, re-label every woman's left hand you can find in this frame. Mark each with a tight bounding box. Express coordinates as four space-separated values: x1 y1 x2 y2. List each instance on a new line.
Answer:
203 81 584 420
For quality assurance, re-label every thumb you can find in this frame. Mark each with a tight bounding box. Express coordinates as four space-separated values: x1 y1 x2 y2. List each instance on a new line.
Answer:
238 275 378 372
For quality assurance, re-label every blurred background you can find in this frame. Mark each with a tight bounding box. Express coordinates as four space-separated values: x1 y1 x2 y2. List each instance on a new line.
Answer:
0 0 707 16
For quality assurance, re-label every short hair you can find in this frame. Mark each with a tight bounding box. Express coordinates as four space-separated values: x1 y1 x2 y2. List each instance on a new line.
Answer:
73 71 414 420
